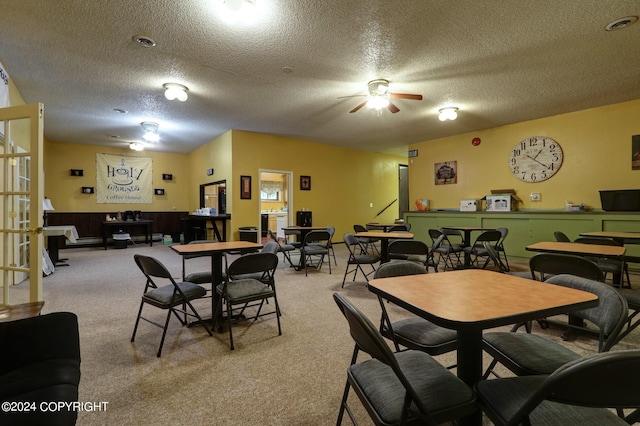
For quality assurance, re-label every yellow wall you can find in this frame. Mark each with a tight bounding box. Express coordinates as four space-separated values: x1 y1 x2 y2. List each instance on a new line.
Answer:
231 130 405 240
187 131 233 212
409 99 640 211
44 141 191 212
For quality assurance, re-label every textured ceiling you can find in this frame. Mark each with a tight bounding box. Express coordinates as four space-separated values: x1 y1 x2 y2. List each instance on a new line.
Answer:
0 1 639 156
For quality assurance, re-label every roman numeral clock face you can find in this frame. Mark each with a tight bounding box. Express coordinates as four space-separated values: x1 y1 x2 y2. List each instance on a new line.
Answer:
509 136 563 182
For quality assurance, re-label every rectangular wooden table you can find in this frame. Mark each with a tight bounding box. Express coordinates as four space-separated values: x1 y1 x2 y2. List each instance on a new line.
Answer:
170 241 262 321
102 220 153 249
368 269 598 426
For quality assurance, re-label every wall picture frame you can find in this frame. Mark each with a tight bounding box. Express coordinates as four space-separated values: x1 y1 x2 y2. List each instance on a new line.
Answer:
300 175 311 191
240 175 252 199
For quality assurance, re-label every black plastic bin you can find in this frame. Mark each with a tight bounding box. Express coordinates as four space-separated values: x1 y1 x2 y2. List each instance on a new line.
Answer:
238 226 258 243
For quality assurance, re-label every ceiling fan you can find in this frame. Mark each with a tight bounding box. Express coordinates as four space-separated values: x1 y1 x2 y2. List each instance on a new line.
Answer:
340 79 423 114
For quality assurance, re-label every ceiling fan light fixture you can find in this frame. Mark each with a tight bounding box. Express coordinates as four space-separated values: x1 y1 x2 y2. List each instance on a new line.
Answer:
129 142 145 151
367 95 390 110
439 107 458 121
163 83 189 102
141 122 160 142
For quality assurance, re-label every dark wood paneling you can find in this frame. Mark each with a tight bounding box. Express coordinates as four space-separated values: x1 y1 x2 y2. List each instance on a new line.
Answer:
47 211 190 243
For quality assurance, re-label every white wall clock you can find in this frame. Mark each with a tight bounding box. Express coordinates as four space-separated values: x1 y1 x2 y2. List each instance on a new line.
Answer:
509 136 563 182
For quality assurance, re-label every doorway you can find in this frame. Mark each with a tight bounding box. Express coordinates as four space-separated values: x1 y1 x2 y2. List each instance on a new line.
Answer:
398 164 409 220
259 170 293 242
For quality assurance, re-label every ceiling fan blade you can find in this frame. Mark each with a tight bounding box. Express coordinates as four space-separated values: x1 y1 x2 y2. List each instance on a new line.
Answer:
387 102 400 113
350 100 368 113
338 94 366 99
390 93 423 101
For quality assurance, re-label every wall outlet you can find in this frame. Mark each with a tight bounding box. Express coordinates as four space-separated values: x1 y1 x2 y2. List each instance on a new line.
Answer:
530 193 541 202
369 202 373 208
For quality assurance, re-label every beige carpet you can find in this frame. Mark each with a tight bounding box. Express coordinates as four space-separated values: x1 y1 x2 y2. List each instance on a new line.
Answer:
10 242 640 425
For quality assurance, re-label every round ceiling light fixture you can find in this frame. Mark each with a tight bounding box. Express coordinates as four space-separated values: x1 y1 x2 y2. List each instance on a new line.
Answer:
141 122 160 142
605 16 638 31
366 79 391 110
439 107 458 121
163 83 189 102
129 142 145 151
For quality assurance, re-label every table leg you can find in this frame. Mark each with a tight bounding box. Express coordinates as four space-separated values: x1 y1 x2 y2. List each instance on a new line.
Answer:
456 329 483 426
380 239 390 263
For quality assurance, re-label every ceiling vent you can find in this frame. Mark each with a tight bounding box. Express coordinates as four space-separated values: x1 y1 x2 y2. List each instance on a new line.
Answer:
605 16 638 31
132 35 157 47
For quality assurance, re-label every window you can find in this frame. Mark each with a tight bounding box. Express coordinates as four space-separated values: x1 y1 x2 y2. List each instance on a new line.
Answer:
260 181 282 201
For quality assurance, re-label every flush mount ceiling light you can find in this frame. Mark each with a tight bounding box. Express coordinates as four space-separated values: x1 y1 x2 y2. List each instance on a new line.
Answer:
439 107 458 121
141 122 159 142
605 16 638 31
224 0 256 12
129 142 145 151
163 83 189 102
366 79 390 110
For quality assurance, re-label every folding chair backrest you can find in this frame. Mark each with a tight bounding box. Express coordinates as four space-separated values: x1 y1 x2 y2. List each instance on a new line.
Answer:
353 224 367 233
529 253 604 282
554 231 571 242
388 239 428 256
472 230 502 244
332 293 432 417
545 274 628 351
304 230 330 245
227 252 278 278
374 261 426 278
261 241 279 254
528 350 640 415
343 233 364 255
135 254 173 280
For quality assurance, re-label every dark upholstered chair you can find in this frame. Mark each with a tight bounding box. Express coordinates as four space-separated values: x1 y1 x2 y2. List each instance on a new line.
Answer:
428 228 462 270
373 262 457 360
462 229 502 269
342 233 380 286
300 230 332 276
388 239 435 271
333 293 476 426
181 239 216 285
553 230 571 242
355 224 380 255
475 350 640 425
214 252 281 350
574 236 631 288
482 274 628 379
267 229 298 267
133 254 212 357
0 312 81 426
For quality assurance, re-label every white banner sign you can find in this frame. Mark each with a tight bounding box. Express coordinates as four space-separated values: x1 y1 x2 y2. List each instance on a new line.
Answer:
0 60 9 109
96 153 153 204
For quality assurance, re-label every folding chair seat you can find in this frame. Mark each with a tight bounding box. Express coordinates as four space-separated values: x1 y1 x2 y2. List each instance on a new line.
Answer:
475 350 640 426
182 239 216 285
132 254 212 357
213 252 281 350
333 293 476 426
266 229 298 268
373 262 457 359
300 230 332 276
342 233 380 286
482 274 628 379
355 224 380 255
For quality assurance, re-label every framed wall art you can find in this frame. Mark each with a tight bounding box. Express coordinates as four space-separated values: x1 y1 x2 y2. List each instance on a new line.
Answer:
434 161 457 185
300 175 311 191
240 175 252 199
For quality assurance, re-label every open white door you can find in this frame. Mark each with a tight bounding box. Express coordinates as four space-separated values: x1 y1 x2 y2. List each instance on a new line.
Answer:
0 103 44 304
